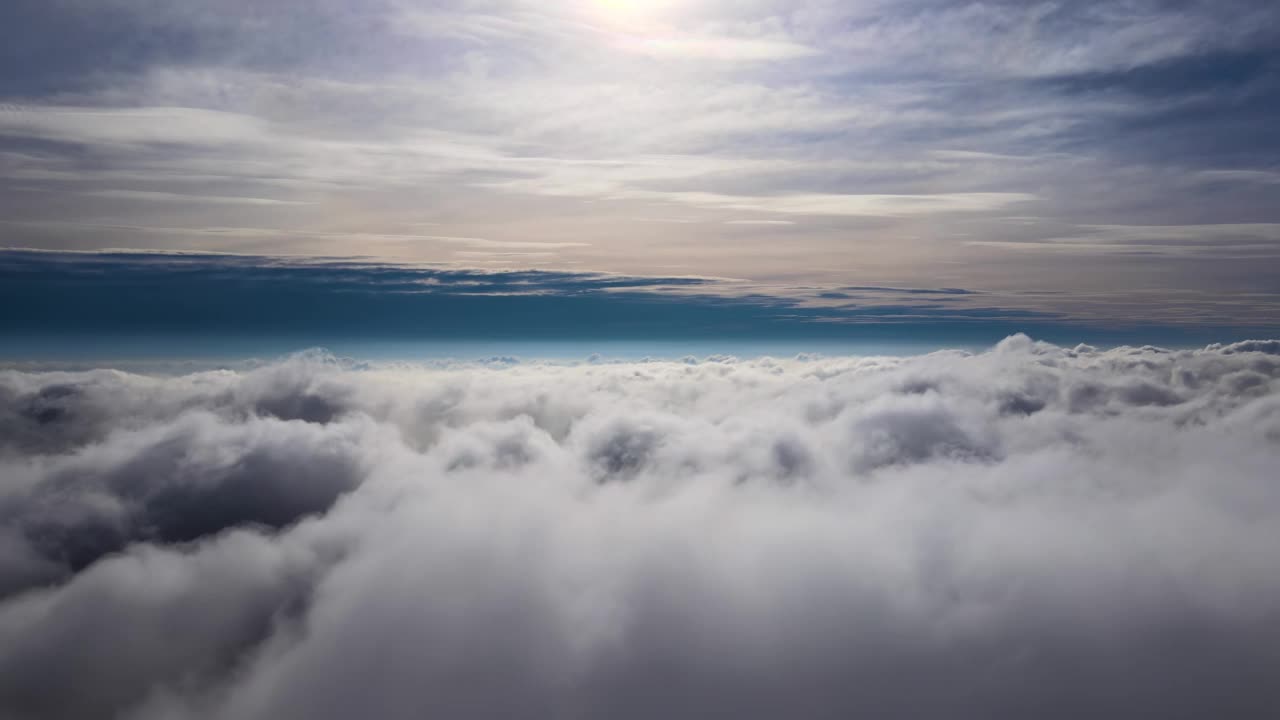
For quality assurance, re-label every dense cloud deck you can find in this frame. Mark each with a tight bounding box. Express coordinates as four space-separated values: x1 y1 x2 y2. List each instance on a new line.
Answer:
1 336 1278 719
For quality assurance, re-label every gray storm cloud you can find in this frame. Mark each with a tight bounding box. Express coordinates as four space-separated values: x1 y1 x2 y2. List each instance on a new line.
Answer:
1 336 1279 719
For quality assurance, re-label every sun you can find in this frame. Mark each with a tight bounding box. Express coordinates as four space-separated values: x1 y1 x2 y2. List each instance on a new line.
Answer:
587 0 680 25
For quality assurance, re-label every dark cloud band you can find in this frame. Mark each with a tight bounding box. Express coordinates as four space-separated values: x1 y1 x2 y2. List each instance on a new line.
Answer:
4 249 1271 347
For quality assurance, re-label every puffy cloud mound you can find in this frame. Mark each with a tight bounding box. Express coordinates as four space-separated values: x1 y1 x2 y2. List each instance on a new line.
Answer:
2 336 1280 719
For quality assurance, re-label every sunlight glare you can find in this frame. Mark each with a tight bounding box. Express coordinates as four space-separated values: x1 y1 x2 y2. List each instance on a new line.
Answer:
587 0 682 25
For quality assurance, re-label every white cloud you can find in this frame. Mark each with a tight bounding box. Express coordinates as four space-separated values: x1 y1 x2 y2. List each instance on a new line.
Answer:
0 106 271 148
397 3 816 63
2 337 1279 718
613 32 817 61
84 190 310 206
613 190 1036 216
969 224 1280 258
1197 170 1280 185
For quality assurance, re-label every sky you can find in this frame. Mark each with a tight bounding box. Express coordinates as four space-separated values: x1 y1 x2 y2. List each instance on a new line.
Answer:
3 0 1280 347
4 7 1280 717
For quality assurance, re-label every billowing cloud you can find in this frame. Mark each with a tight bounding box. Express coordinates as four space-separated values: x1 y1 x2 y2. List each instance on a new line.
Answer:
2 337 1280 718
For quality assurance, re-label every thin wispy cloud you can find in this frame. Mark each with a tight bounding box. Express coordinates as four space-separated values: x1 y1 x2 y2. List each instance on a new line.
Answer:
84 190 311 206
0 1 1275 321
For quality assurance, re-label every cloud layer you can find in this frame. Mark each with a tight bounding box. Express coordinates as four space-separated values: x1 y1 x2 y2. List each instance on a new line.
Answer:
2 337 1280 718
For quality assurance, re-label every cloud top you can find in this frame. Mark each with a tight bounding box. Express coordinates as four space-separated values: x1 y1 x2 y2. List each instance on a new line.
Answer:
2 337 1280 718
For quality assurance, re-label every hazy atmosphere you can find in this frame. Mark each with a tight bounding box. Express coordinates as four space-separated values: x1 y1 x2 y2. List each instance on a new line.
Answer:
3 1 1279 718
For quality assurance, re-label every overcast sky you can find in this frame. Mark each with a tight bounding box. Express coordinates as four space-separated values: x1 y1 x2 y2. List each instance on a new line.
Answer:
2 0 1279 330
